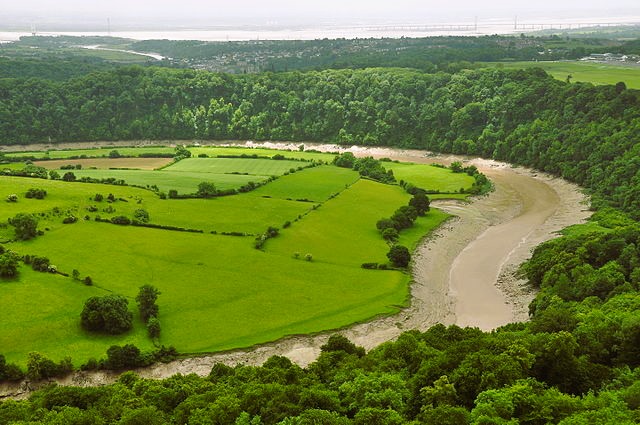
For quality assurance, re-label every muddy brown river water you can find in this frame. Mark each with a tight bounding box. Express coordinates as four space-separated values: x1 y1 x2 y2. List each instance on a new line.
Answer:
0 142 591 396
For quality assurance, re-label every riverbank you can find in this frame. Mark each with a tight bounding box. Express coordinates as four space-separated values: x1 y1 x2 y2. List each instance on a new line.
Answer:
0 141 590 398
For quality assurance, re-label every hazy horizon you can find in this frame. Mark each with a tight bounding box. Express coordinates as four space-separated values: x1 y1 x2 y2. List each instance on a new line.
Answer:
1 0 640 32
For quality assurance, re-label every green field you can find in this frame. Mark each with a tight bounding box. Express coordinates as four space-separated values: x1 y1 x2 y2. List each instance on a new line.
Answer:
5 145 335 161
250 165 359 201
486 61 640 89
5 146 176 159
71 169 268 194
0 148 475 366
384 162 475 193
164 157 308 175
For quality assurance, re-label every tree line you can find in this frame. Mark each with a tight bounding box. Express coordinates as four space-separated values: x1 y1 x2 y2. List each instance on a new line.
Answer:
1 65 638 215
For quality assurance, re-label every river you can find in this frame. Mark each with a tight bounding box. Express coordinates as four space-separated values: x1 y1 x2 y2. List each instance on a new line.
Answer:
0 141 591 396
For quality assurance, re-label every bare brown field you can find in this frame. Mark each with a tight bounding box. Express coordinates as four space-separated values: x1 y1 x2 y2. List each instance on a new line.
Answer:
33 157 173 170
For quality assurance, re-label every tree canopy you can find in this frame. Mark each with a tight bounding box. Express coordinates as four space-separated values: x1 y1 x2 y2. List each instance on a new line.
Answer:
80 295 133 334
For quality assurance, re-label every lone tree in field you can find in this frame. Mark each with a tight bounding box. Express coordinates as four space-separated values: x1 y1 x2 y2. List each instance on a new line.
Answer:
387 245 411 268
197 181 217 198
62 171 76 182
8 213 38 240
80 295 133 334
136 285 160 323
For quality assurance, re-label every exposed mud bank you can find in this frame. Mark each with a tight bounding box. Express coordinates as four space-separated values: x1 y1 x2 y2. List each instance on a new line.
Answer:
0 141 591 398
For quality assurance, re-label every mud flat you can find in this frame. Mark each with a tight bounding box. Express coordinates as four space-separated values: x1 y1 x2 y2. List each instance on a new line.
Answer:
0 142 591 398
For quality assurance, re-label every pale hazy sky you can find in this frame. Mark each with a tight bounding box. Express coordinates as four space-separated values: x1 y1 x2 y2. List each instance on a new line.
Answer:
2 0 639 27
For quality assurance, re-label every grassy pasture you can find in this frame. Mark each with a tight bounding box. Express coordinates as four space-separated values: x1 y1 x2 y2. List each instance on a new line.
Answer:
3 221 407 363
250 165 359 202
5 145 335 162
164 157 309 176
71 169 268 194
5 146 176 159
384 162 475 193
0 268 154 366
267 179 450 267
485 61 640 89
145 196 312 234
189 146 336 162
34 157 173 170
0 147 477 366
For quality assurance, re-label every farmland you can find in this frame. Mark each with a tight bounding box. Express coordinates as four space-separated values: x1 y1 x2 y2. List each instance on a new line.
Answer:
485 61 640 89
0 147 475 366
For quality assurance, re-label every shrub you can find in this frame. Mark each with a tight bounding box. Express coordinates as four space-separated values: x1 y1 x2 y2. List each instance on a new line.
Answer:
80 295 133 334
25 188 47 199
62 171 76 182
382 227 399 242
133 209 150 223
110 215 131 225
305 253 313 261
0 251 20 277
8 213 38 240
104 344 143 369
31 256 50 272
62 215 77 224
197 181 217 198
6 194 18 202
387 245 411 268
147 317 161 339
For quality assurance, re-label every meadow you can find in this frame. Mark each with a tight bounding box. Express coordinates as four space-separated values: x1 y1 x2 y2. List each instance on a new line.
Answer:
70 169 269 194
0 147 474 366
486 61 640 89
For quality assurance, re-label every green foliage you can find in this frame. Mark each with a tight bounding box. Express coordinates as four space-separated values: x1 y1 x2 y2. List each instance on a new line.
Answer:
196 181 217 198
0 251 20 278
147 317 161 339
62 171 76 182
409 193 430 216
387 245 411 268
174 145 192 161
136 285 160 323
26 352 73 380
25 188 47 199
80 295 133 334
8 213 38 240
133 209 150 223
104 344 146 370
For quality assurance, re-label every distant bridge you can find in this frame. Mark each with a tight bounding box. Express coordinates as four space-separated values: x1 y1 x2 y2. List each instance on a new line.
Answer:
361 21 639 33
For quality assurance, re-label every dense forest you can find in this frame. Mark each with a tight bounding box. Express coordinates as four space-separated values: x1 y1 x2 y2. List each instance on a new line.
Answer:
2 42 640 422
1 206 640 424
1 66 639 217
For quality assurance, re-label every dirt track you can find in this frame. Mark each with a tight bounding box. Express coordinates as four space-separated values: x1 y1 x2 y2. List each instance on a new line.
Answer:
0 142 591 397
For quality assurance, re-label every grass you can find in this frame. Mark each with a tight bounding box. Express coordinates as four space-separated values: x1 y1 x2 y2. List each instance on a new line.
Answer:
383 162 475 193
267 179 450 267
484 61 640 89
34 157 173 170
250 165 359 202
71 169 269 194
189 146 336 162
3 222 407 363
0 268 154 366
164 157 310 176
5 145 336 162
5 146 176 159
0 149 471 366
